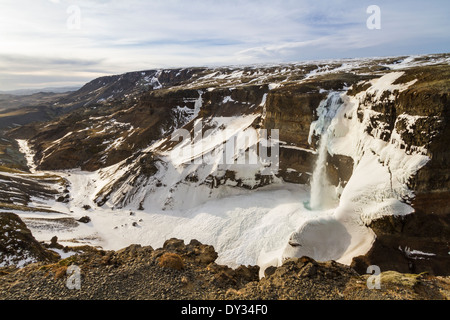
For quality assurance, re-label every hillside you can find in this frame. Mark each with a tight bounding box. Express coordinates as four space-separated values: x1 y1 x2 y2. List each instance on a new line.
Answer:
1 228 448 300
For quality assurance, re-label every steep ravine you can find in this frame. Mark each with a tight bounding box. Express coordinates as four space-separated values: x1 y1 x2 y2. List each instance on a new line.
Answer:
2 54 449 277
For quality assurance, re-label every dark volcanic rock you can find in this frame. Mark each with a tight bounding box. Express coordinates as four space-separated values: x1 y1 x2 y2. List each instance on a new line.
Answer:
0 237 448 300
77 216 91 224
0 212 59 267
163 238 219 265
351 65 450 276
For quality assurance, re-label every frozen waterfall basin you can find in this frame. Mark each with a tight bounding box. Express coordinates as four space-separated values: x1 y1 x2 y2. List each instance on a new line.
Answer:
12 168 375 278
12 141 376 278
281 210 375 268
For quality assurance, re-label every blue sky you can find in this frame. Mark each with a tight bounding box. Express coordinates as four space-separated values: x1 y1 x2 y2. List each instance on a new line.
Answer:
0 0 449 90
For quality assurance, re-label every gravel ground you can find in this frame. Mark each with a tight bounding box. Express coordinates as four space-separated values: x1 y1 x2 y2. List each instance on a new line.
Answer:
1 240 449 301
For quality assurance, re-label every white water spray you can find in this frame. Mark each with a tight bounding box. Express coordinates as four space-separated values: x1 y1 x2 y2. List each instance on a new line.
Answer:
308 92 343 210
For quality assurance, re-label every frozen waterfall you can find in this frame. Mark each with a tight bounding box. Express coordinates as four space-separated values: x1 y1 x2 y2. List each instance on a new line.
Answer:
308 92 343 211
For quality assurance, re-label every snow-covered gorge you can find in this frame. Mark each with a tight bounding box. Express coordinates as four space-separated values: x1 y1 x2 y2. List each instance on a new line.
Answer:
4 54 449 274
282 72 432 270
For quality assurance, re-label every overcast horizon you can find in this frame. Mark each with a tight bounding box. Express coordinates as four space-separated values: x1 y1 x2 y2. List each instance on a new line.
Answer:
1 0 449 91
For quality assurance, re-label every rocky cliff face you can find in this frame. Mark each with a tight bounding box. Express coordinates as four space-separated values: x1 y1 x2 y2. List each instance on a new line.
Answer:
0 212 59 267
351 65 450 275
2 53 449 276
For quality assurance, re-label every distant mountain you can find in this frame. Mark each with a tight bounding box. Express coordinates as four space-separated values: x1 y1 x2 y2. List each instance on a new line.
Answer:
0 69 201 130
0 86 81 96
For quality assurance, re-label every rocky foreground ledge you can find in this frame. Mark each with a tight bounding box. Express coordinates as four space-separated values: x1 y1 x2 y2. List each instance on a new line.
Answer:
1 213 449 300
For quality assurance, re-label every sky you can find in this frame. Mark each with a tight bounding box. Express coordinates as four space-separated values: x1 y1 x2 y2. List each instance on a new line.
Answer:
0 0 449 90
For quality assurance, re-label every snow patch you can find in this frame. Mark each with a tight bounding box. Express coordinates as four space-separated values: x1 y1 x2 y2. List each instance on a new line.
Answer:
16 140 37 173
